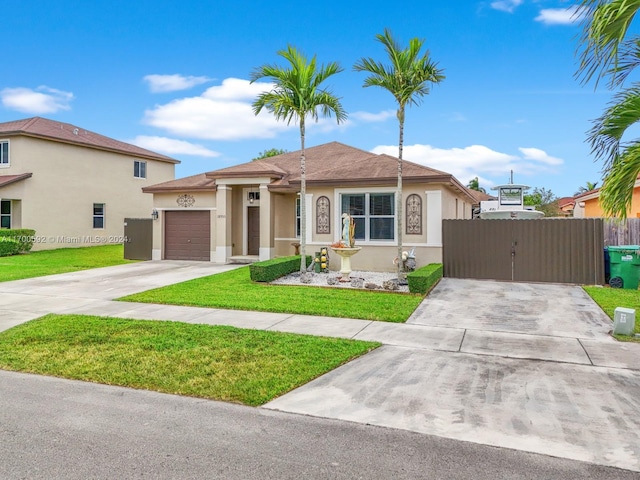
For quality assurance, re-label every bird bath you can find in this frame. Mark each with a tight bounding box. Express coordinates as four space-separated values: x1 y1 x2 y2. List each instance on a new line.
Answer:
331 246 362 282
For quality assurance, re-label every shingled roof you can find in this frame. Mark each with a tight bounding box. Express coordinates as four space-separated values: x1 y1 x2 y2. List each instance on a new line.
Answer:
145 141 475 202
0 117 179 164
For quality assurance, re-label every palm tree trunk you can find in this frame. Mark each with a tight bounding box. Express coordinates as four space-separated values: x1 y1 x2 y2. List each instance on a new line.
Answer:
397 107 404 278
300 118 306 274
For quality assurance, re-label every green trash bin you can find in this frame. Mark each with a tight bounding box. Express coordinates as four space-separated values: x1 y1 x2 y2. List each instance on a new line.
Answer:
608 245 640 289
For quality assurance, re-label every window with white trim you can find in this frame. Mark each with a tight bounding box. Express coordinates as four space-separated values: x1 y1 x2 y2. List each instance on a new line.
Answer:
134 160 147 178
295 198 301 238
0 140 9 166
341 192 395 241
1 200 10 228
93 203 105 229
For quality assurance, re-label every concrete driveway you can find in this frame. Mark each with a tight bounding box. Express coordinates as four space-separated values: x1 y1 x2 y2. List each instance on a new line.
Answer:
1 266 639 472
265 278 640 472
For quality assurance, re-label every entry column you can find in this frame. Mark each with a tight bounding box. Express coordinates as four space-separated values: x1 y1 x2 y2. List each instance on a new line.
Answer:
259 184 274 261
215 185 233 263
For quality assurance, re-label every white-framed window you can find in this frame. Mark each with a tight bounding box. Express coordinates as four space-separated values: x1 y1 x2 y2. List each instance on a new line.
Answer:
93 203 105 229
134 160 147 178
341 192 395 241
295 197 301 238
1 200 10 228
0 140 9 166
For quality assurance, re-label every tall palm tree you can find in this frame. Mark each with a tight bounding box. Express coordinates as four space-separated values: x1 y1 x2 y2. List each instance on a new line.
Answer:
251 46 347 274
354 29 444 277
578 1 640 217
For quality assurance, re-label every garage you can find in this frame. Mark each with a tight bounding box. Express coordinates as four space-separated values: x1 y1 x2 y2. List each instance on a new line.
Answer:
164 211 211 261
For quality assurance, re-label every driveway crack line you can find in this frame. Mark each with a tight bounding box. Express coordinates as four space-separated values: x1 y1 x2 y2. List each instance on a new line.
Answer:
577 338 595 366
457 329 467 352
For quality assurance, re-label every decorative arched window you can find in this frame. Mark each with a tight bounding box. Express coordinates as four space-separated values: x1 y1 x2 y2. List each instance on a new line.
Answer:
316 196 330 234
406 194 422 235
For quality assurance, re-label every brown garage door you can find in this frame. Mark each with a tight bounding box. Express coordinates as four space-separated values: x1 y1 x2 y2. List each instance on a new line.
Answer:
165 211 210 261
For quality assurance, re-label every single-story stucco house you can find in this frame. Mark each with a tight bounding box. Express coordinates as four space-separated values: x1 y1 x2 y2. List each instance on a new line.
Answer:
0 117 177 249
144 142 475 272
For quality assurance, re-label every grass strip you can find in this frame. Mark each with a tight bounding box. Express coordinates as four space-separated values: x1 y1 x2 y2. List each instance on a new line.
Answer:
119 266 423 322
583 286 640 342
0 245 133 282
0 314 379 406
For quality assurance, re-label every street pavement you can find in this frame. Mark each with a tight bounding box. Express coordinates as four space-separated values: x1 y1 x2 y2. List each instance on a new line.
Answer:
1 261 639 474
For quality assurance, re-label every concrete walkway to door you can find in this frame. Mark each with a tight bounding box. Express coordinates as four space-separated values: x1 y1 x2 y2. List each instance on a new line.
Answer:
1 265 640 471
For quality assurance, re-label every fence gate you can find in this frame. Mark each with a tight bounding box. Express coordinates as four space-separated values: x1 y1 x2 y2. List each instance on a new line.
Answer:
442 218 604 285
124 218 153 261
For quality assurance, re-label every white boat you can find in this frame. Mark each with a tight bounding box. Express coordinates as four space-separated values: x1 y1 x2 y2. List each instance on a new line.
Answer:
479 183 544 219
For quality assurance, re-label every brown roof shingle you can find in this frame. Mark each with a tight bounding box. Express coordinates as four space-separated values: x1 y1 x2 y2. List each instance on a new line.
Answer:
0 117 179 164
145 141 475 202
142 173 216 193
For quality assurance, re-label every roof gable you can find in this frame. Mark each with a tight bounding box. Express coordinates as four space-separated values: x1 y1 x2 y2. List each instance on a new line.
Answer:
0 117 179 164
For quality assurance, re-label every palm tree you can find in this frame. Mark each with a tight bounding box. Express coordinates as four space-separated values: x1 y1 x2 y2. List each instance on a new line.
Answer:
574 181 599 196
354 29 444 277
251 46 347 274
467 176 486 193
577 1 640 217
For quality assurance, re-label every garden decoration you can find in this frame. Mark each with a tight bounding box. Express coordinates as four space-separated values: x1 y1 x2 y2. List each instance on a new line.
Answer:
331 213 362 281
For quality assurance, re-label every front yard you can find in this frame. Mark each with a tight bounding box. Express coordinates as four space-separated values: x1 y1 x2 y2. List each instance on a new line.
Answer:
0 314 379 406
0 245 133 282
583 286 640 342
119 266 424 322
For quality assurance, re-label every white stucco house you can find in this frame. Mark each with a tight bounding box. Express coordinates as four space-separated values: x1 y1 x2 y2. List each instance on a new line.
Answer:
144 142 475 272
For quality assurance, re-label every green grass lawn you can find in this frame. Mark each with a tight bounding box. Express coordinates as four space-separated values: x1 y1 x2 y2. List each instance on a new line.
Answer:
0 245 133 282
119 266 424 322
0 314 378 406
583 286 640 342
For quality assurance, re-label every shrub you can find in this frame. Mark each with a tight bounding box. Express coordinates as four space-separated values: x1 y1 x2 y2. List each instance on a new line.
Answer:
407 263 443 295
0 229 35 255
0 237 21 257
249 255 312 282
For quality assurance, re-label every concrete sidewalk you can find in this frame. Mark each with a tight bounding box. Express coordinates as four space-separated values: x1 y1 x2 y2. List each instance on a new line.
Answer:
1 264 640 471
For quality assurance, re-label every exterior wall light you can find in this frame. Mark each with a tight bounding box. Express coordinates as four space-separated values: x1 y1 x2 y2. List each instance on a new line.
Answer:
151 209 159 220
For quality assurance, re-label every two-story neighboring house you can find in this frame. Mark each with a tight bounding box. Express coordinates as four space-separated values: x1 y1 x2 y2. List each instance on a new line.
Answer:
0 117 178 250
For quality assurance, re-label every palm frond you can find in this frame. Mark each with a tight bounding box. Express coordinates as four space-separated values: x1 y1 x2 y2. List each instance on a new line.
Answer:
600 141 640 217
577 0 640 86
588 84 640 167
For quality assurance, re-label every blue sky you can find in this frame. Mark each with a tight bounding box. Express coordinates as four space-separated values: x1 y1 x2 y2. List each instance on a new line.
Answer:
1 0 615 197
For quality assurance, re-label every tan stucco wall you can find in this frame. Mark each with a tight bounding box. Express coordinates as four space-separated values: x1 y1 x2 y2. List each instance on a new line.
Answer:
0 136 175 250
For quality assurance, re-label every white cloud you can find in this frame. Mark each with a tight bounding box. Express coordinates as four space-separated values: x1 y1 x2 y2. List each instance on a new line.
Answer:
490 0 523 13
1 86 73 114
144 77 345 141
351 110 396 122
130 135 220 157
535 6 584 25
144 74 212 93
518 147 563 165
370 143 564 185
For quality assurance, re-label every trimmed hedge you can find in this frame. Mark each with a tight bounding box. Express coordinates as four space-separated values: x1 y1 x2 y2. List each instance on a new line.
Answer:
249 255 312 282
0 229 35 256
407 263 443 295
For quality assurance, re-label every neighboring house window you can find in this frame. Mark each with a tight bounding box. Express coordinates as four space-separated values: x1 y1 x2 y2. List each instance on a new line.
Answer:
1 200 10 228
0 140 8 166
93 203 105 229
341 193 395 241
295 198 301 238
316 196 330 234
134 160 147 178
406 194 422 234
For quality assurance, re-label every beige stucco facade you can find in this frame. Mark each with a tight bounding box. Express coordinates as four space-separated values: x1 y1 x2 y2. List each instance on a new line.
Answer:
148 182 472 272
0 129 176 250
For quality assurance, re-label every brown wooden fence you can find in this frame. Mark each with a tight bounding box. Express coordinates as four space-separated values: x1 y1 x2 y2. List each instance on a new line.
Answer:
443 218 604 285
603 218 640 246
